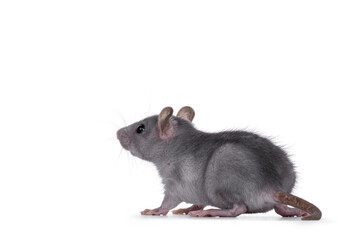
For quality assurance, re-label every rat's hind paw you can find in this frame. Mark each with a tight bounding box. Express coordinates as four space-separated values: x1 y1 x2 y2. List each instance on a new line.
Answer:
189 204 247 217
172 205 204 215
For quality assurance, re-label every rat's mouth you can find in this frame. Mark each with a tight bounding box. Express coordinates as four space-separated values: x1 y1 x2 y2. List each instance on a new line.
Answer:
119 138 130 150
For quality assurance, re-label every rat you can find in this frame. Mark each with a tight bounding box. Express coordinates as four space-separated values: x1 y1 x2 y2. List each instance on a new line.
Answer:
116 106 322 220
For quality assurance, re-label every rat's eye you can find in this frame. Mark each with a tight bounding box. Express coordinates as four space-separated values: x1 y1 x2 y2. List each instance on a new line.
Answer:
136 124 145 134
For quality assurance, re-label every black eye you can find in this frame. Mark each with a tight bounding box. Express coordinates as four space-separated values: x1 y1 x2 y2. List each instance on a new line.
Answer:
136 124 145 134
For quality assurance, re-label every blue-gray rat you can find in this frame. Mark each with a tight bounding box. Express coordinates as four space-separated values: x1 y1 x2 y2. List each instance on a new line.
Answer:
116 106 321 220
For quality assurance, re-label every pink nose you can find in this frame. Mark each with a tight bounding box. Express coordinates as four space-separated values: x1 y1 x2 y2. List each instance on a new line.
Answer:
117 129 121 140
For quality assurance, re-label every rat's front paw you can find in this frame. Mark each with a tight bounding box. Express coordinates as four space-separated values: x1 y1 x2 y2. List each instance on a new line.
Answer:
140 209 151 215
140 208 168 216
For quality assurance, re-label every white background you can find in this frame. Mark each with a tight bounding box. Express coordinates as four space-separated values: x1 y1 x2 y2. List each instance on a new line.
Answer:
1 1 359 239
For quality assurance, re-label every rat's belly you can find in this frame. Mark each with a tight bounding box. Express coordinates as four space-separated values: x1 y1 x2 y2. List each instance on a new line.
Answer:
166 157 210 205
172 181 208 205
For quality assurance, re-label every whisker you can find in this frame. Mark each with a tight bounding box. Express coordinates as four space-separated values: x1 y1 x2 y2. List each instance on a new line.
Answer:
119 113 127 127
113 107 128 127
119 147 124 157
133 155 139 169
116 149 123 161
126 151 133 171
107 121 121 128
105 136 118 142
146 97 152 116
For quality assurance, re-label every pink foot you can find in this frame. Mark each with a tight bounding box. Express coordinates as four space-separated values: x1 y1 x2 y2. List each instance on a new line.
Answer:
189 204 247 217
172 205 204 215
140 208 168 216
274 204 310 218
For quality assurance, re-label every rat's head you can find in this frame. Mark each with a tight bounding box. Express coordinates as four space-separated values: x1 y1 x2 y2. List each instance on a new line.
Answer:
116 106 195 161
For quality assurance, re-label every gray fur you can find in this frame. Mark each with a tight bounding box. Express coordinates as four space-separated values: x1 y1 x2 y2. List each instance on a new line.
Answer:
117 110 296 214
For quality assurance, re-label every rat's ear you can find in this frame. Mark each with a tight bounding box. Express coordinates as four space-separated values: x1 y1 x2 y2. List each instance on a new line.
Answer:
158 107 174 139
176 106 195 122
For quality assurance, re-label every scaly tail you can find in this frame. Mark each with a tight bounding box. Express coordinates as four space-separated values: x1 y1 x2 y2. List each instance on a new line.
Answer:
274 192 322 220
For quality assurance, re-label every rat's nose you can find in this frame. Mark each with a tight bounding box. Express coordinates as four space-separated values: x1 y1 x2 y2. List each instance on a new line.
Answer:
116 129 122 140
117 128 130 150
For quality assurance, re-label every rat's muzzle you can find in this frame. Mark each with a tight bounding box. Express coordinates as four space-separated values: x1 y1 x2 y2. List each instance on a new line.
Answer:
117 128 130 150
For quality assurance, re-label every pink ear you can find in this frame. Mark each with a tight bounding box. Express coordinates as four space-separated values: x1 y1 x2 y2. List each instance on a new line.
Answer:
176 106 195 122
158 107 174 139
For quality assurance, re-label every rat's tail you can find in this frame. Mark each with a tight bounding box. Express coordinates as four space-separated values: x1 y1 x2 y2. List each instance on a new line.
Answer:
273 191 322 220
